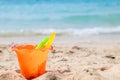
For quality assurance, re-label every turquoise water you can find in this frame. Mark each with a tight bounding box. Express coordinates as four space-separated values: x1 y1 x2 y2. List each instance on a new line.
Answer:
0 0 120 36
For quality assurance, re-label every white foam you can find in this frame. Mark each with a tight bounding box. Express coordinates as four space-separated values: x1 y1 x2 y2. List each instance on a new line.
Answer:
0 26 120 36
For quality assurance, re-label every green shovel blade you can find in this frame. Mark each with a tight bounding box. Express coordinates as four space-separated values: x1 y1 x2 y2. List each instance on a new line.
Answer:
36 37 49 49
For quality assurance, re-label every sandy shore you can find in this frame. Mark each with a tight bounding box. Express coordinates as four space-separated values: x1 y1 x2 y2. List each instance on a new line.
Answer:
0 36 120 80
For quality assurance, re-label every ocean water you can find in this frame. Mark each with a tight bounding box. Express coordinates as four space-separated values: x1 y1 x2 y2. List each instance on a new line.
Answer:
0 0 120 36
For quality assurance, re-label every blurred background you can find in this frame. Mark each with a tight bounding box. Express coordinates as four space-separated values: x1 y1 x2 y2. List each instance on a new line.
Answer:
0 0 120 37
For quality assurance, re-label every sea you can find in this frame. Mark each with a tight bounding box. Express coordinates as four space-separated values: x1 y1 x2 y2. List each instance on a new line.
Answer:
0 0 120 36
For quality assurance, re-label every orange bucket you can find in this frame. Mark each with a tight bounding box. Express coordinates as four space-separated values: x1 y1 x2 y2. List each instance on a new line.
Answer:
12 44 49 79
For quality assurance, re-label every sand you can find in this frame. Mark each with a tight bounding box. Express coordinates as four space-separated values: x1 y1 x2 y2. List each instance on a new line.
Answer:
0 36 120 80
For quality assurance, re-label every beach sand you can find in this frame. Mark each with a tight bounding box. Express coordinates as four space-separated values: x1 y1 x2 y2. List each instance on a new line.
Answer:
0 36 120 80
